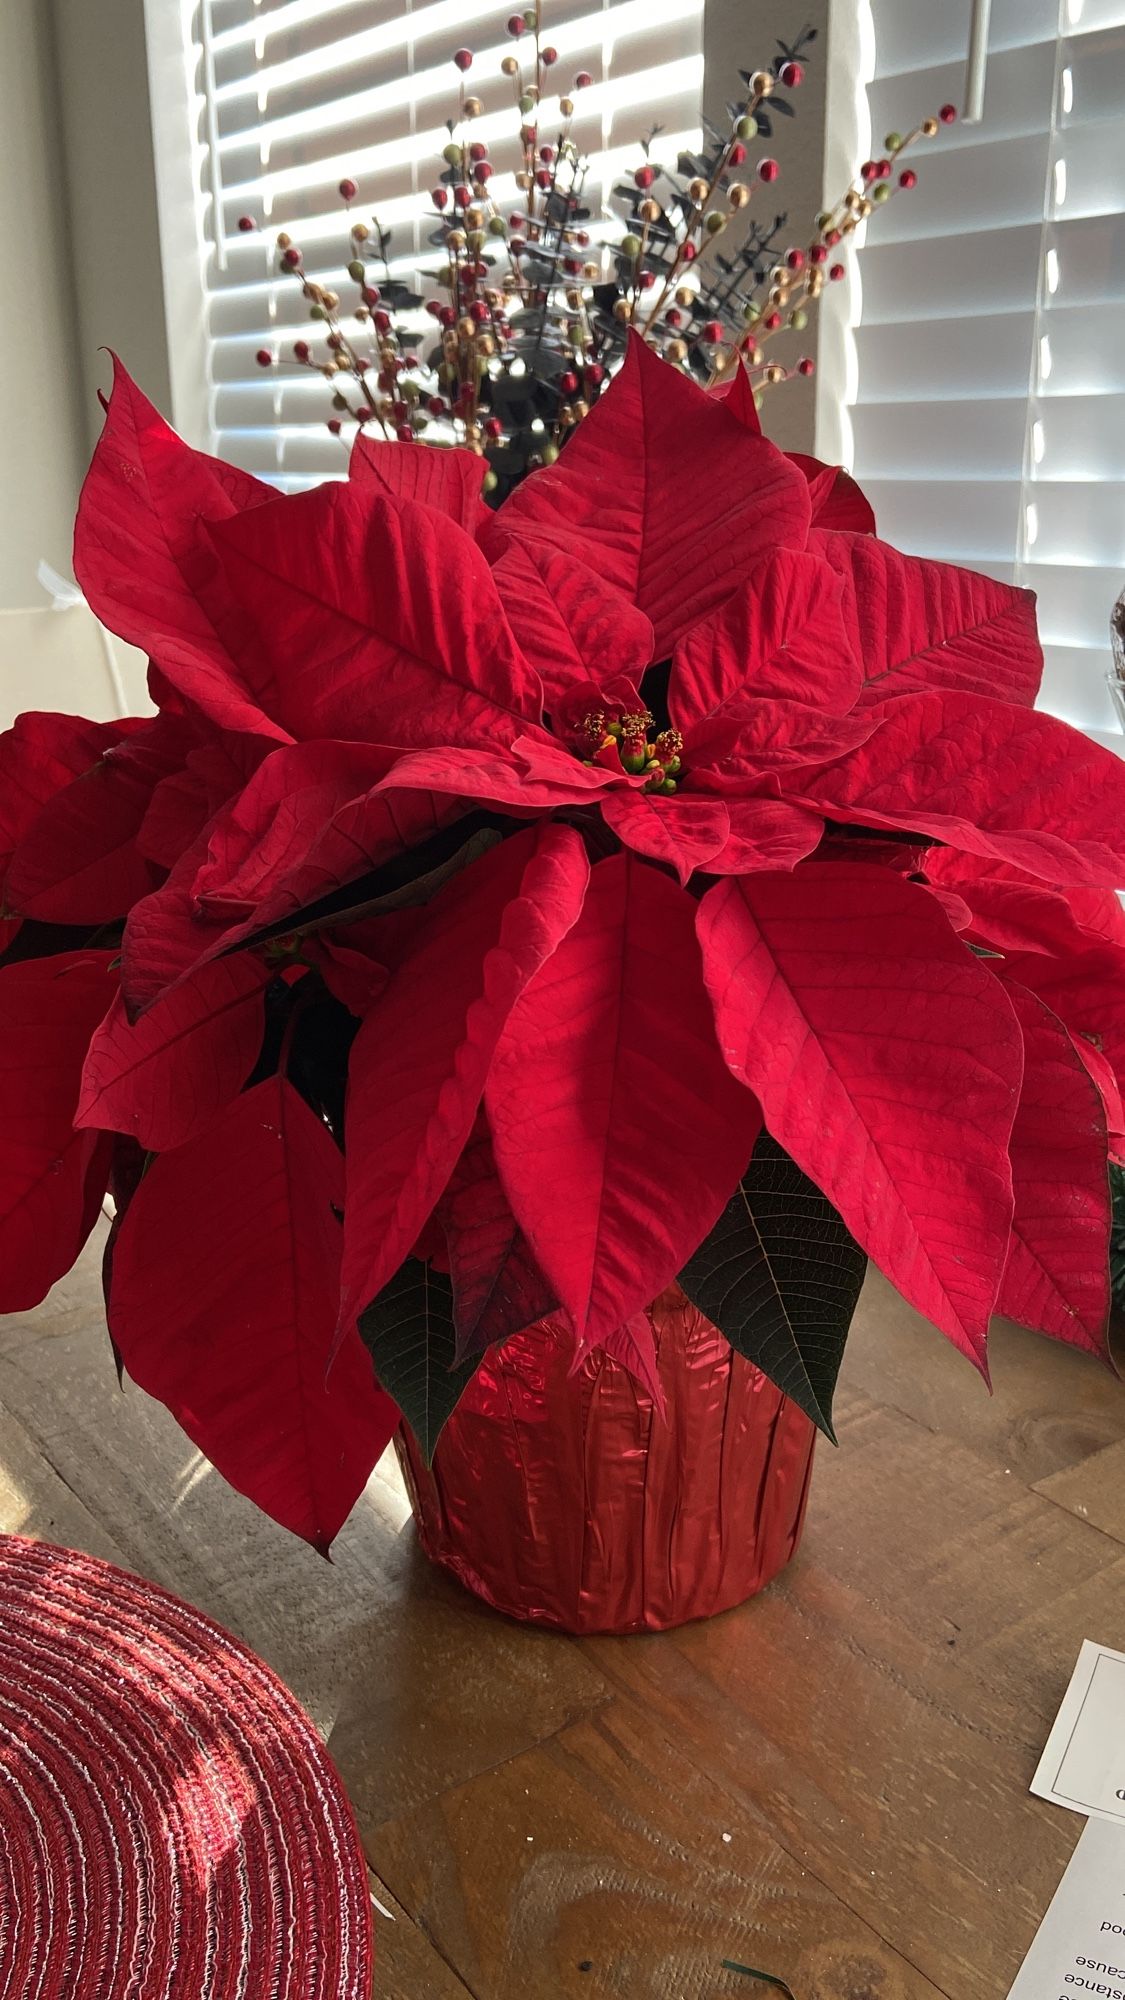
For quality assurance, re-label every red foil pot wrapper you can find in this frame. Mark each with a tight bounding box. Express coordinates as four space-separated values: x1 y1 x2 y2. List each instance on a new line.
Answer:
394 1286 816 1634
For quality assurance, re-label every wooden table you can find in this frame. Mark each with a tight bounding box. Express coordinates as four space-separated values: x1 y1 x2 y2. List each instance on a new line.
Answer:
3 1230 1124 1997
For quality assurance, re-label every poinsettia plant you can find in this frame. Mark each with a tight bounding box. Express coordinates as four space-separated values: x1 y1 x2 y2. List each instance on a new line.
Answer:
2 341 1124 1553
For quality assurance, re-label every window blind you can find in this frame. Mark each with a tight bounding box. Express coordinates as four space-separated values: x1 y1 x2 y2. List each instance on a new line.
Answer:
848 0 1125 742
188 0 704 487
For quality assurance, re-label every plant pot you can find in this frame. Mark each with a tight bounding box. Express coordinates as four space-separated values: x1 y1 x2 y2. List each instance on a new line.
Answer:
393 1285 817 1635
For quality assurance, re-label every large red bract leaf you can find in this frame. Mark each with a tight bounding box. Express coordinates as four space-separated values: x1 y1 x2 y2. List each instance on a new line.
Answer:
0 951 119 1311
72 357 287 742
349 431 489 532
484 336 811 655
137 731 274 870
0 713 135 883
599 792 731 884
339 823 591 1331
814 532 1043 708
993 974 1111 1358
787 454 876 534
485 851 764 1344
671 548 861 740
995 944 1125 1096
706 798 824 876
436 1116 557 1359
697 862 1024 1365
791 691 1125 890
923 850 1125 958
107 1075 398 1551
207 485 543 748
4 717 191 924
491 540 654 707
76 955 272 1152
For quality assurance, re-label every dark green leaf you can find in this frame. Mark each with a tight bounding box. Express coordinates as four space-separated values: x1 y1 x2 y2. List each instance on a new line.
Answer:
357 1259 481 1463
722 1965 797 1998
677 1132 866 1439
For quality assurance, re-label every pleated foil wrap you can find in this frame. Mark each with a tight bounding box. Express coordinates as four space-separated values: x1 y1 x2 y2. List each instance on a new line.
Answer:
394 1285 817 1634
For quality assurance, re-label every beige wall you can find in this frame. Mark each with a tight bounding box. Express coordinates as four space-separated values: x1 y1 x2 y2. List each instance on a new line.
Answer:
50 0 171 454
0 3 87 608
0 0 170 612
702 0 831 455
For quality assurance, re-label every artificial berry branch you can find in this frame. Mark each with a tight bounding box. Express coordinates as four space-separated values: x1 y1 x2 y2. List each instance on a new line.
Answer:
246 12 951 497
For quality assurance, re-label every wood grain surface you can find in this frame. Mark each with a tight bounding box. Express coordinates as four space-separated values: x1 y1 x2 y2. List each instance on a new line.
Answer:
4 1235 1124 1997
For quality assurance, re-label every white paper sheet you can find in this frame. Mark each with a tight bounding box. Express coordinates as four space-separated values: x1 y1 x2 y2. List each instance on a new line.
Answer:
1007 1818 1125 1997
1031 1642 1125 1827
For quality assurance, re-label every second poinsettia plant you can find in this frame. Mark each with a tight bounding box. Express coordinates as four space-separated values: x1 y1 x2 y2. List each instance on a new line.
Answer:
2 339 1123 1551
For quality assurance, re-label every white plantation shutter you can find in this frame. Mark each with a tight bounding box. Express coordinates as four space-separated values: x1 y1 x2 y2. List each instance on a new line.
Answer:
181 0 704 487
846 0 1125 743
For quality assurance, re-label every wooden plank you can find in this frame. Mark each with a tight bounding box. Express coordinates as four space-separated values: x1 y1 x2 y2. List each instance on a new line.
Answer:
372 1696 945 1999
1035 1438 1125 1547
367 1872 476 1999
0 1397 126 1562
576 1395 1125 1998
841 1269 1125 1486
330 1557 611 1829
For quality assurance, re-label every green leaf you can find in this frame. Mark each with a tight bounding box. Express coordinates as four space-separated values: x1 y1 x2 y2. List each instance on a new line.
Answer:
722 1965 797 1997
357 1258 481 1463
677 1131 866 1439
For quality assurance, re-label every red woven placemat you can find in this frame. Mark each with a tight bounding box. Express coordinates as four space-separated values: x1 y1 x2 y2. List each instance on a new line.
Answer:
0 1536 372 1998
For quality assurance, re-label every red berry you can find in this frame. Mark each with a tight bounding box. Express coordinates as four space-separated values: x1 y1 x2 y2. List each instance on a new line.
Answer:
373 309 391 331
861 160 877 184
535 168 552 189
703 319 724 343
425 300 442 317
939 102 957 123
396 424 414 442
255 348 272 367
338 178 357 200
470 141 488 161
758 157 779 183
509 212 526 231
327 419 343 435
634 164 656 190
681 241 697 262
575 70 593 88
797 357 815 377
876 158 892 180
454 184 471 207
428 396 446 416
729 142 746 166
763 311 781 331
639 269 656 288
327 331 343 350
780 60 804 87
539 145 555 163
559 369 580 395
439 305 457 326
362 285 380 305
586 362 605 385
898 167 917 190
237 215 256 232
829 262 845 281
453 48 473 71
356 406 374 422
826 228 841 246
474 161 493 183
576 230 589 245
432 187 450 211
507 12 525 32
470 300 489 322
786 246 805 270
810 243 828 264
484 415 504 438
665 308 682 328
281 246 301 268
294 339 310 361
563 256 581 274
541 45 557 65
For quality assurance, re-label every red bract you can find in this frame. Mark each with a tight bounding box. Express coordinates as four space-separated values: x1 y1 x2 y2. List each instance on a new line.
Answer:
2 339 1122 1542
